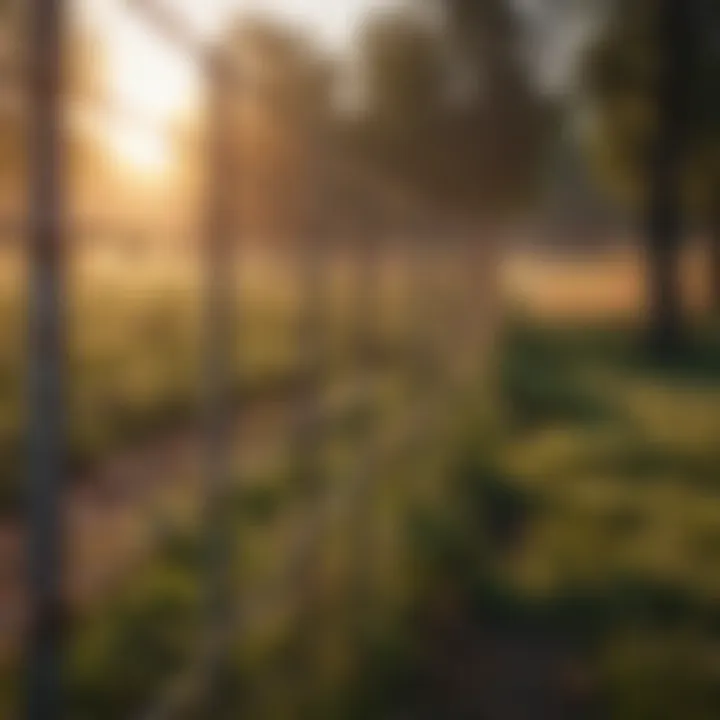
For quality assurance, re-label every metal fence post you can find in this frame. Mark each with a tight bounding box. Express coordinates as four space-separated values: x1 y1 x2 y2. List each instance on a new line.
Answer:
201 55 237 715
27 0 67 718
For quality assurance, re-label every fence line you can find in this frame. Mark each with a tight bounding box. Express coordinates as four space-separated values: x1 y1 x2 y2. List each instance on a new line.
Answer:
19 1 491 719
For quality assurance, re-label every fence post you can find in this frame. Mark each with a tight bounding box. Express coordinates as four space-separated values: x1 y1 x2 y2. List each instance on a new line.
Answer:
279 95 333 720
346 188 382 659
27 0 66 718
201 55 237 715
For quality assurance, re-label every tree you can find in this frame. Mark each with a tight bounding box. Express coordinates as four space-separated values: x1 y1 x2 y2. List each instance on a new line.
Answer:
0 4 110 211
439 0 546 215
222 15 334 245
0 0 27 206
687 0 720 309
349 11 445 194
583 0 716 350
347 1 545 220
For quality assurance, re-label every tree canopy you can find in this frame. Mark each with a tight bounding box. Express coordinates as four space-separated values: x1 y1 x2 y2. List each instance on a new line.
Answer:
582 0 720 216
344 0 547 219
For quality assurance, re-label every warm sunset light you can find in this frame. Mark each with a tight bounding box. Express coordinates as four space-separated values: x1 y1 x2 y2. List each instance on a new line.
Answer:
17 0 720 718
78 0 399 172
109 123 169 174
102 28 191 175
79 0 201 173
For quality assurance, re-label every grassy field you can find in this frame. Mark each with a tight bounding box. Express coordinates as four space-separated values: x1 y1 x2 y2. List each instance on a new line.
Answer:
0 242 436 513
362 316 720 719
4 244 720 717
16 315 719 719
0 354 461 720
0 238 477 718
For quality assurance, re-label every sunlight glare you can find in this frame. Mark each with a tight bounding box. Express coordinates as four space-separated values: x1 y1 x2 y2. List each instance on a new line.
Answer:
110 124 169 175
81 0 397 172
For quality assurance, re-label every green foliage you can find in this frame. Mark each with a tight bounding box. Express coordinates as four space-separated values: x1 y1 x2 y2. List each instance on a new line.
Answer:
583 0 720 214
500 320 627 429
0 254 389 514
67 535 200 720
7 318 720 717
234 482 288 525
382 319 720 717
602 629 720 720
351 12 444 182
346 0 547 217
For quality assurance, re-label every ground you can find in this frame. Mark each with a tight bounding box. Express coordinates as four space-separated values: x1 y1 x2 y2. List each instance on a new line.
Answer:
354 318 720 719
3 247 720 718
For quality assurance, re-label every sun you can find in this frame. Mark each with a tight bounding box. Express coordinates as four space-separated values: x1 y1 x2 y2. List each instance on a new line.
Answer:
93 0 200 175
84 0 389 173
109 124 169 175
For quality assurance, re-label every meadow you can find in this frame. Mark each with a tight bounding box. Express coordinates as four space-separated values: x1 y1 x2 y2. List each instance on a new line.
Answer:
386 315 720 719
0 238 446 513
0 235 481 718
3 242 720 718
41 311 720 720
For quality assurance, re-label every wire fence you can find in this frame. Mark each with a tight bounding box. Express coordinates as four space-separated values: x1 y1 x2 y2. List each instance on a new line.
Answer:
10 0 496 718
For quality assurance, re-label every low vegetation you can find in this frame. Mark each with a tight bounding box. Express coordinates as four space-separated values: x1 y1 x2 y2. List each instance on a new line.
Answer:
359 317 720 718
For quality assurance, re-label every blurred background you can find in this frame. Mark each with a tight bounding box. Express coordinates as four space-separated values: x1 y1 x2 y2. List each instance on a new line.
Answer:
3 0 720 717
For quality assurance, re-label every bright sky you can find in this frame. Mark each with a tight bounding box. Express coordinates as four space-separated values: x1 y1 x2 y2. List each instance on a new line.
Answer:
78 0 399 174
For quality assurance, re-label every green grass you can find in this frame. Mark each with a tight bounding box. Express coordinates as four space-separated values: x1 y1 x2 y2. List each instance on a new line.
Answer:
0 250 423 515
374 317 720 719
13 245 720 716
9 311 720 718
0 360 458 719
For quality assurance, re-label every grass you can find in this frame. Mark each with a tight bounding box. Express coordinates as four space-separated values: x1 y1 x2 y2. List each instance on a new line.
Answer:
356 315 720 719
8 242 720 716
0 336 462 719
6 309 720 717
0 243 455 717
0 248 422 515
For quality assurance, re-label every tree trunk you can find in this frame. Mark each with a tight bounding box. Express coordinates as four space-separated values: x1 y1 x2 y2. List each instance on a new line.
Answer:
709 192 720 312
646 0 694 356
647 177 684 355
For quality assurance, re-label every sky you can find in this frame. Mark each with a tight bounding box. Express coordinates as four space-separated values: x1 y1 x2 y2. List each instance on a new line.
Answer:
516 0 602 94
79 0 400 113
77 0 401 172
76 0 590 174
